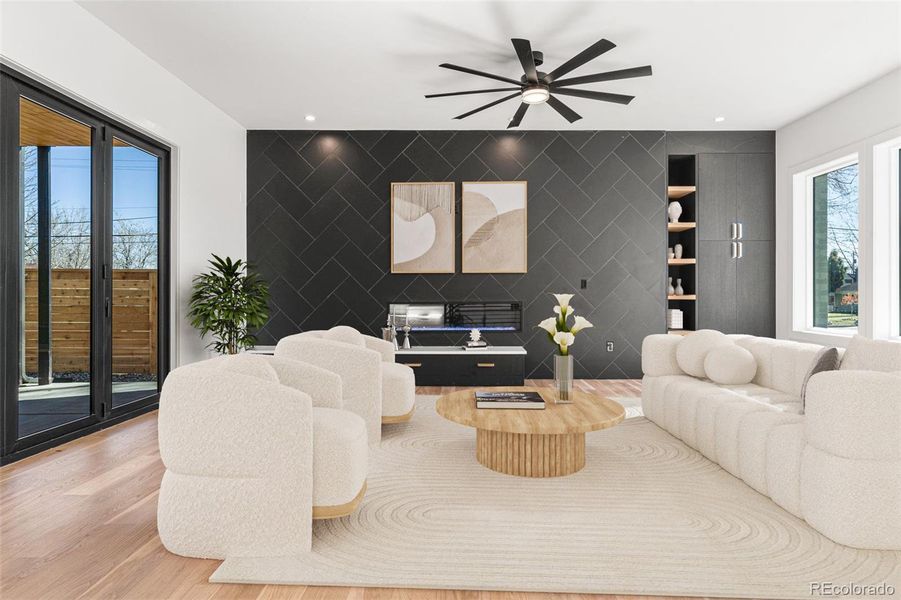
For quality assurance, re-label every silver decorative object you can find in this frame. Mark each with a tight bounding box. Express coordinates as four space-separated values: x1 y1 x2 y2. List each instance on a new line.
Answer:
402 324 412 350
554 354 574 404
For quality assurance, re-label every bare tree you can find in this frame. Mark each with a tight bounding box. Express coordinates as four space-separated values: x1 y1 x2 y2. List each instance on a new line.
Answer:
824 164 859 283
21 147 157 270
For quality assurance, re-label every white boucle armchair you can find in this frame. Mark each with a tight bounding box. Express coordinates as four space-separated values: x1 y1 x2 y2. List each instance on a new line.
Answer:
157 354 367 560
275 326 416 445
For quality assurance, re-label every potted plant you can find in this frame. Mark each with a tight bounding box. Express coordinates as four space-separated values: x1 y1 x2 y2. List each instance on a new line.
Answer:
188 254 270 355
538 293 593 403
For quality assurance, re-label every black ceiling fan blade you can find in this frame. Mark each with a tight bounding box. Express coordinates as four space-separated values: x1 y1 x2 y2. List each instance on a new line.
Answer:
453 92 521 120
552 65 653 88
439 63 523 86
425 87 520 98
546 96 582 123
552 87 635 105
544 39 616 83
511 38 538 84
507 103 529 129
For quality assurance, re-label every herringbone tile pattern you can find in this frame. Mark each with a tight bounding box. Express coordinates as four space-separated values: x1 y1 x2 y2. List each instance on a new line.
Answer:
247 130 666 378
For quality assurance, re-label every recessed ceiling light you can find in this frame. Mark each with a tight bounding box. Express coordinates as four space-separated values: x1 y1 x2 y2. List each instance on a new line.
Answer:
714 116 726 123
305 115 316 122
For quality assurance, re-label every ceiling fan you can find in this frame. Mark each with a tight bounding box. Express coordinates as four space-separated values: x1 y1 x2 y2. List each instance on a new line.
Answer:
425 38 652 128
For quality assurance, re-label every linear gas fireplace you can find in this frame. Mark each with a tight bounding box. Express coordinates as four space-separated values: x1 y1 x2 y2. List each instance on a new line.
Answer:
387 301 522 333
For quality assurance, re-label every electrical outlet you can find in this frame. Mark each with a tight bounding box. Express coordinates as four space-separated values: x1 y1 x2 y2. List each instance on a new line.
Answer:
580 279 587 289
606 341 614 352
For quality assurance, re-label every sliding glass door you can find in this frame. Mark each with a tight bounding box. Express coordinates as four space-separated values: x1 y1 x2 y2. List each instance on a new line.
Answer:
1 68 169 462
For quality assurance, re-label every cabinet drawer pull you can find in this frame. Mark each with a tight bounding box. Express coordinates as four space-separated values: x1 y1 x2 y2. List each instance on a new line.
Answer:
477 362 496 368
404 363 422 368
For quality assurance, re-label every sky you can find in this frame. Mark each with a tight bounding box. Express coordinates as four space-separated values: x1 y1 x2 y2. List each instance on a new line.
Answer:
48 144 159 232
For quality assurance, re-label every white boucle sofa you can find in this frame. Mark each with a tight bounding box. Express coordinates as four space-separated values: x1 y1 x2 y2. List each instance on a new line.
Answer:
276 326 416 445
157 354 367 559
641 332 901 550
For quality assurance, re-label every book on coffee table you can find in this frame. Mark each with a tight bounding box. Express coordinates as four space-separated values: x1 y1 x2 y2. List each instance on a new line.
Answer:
475 391 545 410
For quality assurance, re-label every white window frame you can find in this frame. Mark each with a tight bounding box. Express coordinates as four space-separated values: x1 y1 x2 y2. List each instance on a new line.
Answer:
791 153 860 338
872 136 901 340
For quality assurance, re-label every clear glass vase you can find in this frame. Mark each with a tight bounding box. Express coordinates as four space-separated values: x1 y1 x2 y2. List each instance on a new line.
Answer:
554 354 574 404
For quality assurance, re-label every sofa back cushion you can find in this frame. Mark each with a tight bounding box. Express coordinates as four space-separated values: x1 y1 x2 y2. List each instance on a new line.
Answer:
199 354 279 383
733 337 824 397
675 329 728 377
324 325 365 347
841 335 901 372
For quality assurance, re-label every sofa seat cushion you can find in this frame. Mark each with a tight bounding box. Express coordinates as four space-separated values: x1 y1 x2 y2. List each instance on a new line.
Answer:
765 422 804 518
381 362 415 418
641 375 694 425
737 411 804 496
675 329 729 378
717 383 801 413
312 408 367 507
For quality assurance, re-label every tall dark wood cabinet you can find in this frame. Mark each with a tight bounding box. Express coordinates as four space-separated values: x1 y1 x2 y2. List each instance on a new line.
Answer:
696 152 775 337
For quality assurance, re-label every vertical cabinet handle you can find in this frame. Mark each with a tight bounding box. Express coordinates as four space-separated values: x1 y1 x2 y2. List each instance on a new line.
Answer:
736 222 744 240
730 222 737 240
730 242 738 259
736 241 743 258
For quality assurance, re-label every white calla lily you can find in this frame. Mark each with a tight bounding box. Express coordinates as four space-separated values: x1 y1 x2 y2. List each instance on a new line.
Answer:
553 293 574 309
571 315 594 333
553 305 574 317
537 317 557 335
553 331 575 354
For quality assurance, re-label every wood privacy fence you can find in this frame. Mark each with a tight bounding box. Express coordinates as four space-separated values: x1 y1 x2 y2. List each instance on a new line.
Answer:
24 268 158 375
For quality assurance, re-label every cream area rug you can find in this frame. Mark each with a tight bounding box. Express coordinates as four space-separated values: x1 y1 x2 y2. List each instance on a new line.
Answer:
211 396 900 599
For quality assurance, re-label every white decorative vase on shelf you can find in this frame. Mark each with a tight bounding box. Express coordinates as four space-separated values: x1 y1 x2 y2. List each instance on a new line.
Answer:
667 201 683 223
668 277 675 295
667 247 675 260
675 279 685 296
674 243 683 259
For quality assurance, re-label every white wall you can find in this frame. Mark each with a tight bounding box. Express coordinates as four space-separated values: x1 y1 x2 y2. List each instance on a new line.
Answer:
775 68 901 345
0 0 247 366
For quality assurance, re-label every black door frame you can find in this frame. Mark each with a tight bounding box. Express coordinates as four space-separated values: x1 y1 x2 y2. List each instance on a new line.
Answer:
103 125 171 420
1 66 171 464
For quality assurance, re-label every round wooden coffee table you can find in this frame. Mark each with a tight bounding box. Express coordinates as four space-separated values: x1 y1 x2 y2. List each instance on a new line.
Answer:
436 387 625 477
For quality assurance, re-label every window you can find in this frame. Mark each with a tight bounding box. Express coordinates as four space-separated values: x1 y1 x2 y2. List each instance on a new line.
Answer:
810 161 859 329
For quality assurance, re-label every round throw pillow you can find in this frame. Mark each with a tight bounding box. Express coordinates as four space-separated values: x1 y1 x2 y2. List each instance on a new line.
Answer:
704 343 757 385
675 329 728 378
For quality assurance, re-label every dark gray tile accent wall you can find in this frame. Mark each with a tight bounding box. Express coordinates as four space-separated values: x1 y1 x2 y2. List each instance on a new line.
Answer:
247 129 670 379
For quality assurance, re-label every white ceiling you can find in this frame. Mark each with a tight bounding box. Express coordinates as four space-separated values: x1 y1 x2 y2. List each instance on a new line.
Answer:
79 1 901 131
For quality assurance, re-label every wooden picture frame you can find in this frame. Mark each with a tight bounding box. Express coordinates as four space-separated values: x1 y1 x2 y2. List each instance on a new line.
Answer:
390 182 455 274
461 181 528 273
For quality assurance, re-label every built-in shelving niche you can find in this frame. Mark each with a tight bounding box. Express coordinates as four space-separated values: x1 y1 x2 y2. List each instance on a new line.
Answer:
666 155 697 335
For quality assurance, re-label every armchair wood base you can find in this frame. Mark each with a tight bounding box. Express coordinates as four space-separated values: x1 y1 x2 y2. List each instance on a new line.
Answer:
382 405 415 424
312 481 367 520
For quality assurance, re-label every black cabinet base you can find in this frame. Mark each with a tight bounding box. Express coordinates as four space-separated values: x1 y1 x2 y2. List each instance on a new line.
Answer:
397 353 525 386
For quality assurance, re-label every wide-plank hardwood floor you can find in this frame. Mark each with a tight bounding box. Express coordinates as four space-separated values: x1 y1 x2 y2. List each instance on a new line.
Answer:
0 379 737 600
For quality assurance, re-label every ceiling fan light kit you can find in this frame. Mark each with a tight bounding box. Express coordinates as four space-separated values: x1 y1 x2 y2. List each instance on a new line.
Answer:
521 85 550 104
427 37 652 128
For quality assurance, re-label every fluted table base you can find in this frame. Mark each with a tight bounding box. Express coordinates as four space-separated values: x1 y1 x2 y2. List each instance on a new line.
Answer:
475 429 585 477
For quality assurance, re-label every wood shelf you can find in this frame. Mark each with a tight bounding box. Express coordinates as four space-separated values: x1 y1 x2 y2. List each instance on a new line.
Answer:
668 329 694 336
667 185 696 199
668 295 697 301
668 258 696 265
667 222 696 232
